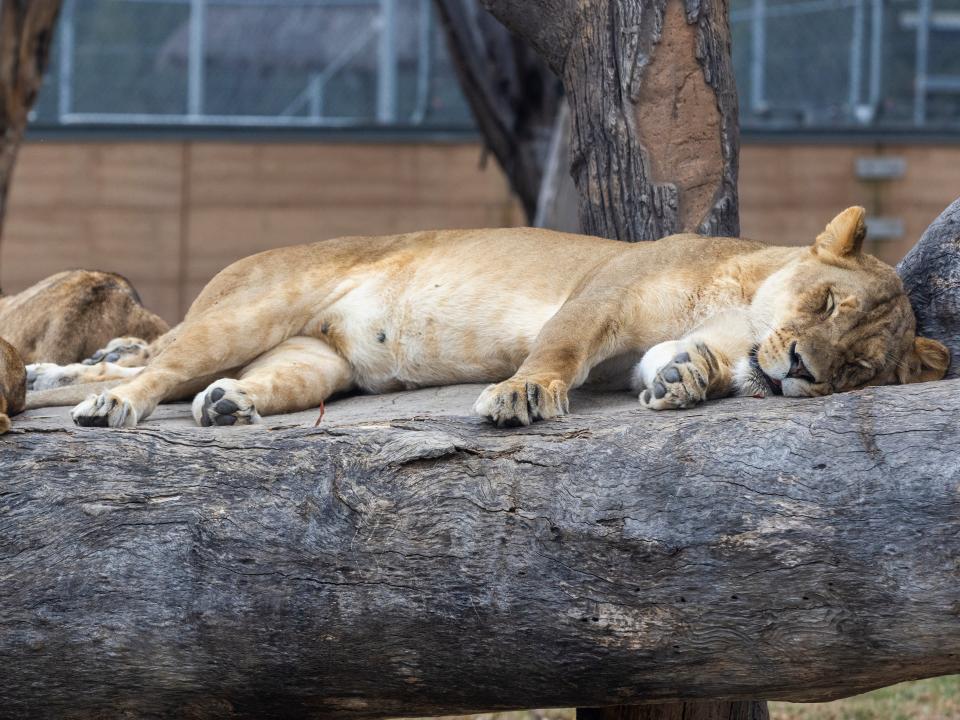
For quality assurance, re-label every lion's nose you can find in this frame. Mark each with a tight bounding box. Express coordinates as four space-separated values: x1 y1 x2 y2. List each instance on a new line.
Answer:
787 341 816 382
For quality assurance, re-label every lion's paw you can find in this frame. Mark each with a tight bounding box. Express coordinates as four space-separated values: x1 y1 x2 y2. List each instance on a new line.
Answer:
82 337 150 366
474 377 569 427
638 350 708 411
71 392 138 428
27 362 85 391
192 379 261 427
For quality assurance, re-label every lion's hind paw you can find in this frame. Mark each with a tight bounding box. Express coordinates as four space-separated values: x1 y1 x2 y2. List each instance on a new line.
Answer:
192 379 261 427
71 393 138 428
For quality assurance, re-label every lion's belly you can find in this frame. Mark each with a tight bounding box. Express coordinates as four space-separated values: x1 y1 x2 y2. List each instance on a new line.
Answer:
315 274 564 392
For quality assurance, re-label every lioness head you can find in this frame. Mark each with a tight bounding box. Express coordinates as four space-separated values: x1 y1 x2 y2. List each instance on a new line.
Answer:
748 206 949 398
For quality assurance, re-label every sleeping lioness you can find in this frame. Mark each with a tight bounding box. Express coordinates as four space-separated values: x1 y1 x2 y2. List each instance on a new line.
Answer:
28 206 948 428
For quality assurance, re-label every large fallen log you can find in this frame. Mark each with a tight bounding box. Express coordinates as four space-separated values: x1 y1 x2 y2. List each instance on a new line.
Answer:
1 382 958 719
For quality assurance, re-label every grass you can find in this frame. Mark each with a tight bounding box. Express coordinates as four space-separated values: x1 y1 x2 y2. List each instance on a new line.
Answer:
769 676 960 720
401 676 960 720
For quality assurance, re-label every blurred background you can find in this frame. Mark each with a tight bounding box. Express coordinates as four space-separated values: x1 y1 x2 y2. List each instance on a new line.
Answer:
2 0 959 324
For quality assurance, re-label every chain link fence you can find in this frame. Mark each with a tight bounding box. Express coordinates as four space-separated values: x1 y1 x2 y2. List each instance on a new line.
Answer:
732 0 960 129
32 0 473 129
30 0 960 132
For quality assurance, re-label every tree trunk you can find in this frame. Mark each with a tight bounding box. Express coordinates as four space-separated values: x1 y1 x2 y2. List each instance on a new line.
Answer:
0 0 63 270
471 1 745 716
433 0 563 221
3 381 959 719
481 0 739 240
897 197 960 378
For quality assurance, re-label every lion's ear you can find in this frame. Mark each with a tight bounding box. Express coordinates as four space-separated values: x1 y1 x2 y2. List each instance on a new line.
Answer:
814 206 867 258
897 336 950 384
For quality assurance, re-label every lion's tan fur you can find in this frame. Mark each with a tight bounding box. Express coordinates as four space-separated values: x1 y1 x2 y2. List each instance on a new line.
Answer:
0 270 169 364
0 337 25 434
32 207 948 428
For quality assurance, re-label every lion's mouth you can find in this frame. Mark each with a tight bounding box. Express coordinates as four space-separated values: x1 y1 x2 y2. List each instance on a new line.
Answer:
749 347 782 396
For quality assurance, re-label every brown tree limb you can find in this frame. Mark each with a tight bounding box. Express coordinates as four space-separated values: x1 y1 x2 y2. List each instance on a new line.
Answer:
434 0 563 220
0 0 63 272
483 0 739 241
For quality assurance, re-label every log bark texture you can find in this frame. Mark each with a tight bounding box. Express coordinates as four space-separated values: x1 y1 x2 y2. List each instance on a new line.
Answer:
898 197 960 378
481 0 739 240
2 382 959 719
0 0 62 264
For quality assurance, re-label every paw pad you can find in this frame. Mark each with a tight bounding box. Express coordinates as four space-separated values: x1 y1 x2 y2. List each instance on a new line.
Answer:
193 381 260 427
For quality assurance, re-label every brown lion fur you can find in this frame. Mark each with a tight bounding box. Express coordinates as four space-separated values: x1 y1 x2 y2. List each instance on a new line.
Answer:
0 337 25 434
0 270 169 365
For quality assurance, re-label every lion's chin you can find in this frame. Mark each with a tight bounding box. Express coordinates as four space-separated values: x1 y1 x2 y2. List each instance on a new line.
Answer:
734 348 783 398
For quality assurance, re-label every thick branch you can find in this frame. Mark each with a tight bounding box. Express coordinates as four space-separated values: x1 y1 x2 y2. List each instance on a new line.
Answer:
478 0 578 74
434 0 563 220
0 0 63 262
2 382 959 718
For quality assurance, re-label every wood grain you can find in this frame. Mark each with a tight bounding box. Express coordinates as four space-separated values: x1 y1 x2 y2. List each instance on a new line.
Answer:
2 382 958 718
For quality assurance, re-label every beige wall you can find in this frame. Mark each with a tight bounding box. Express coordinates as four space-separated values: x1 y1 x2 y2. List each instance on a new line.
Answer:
0 141 523 323
2 138 958 325
739 144 960 265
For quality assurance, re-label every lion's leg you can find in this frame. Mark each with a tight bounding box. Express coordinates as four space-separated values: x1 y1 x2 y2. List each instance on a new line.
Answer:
27 361 144 391
474 294 629 426
71 310 293 428
191 336 354 427
635 309 756 410
82 336 154 367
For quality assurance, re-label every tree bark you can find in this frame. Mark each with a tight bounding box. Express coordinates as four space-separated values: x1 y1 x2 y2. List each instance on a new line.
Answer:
897 197 960 378
0 0 63 269
468 1 745 716
482 0 739 240
433 0 563 221
3 382 959 719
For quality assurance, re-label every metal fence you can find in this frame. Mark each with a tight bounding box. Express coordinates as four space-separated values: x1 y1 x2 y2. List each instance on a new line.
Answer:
30 0 960 133
732 0 960 129
33 0 474 129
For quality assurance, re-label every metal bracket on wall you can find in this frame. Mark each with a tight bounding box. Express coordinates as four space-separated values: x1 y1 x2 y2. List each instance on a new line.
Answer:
856 156 906 180
866 216 904 241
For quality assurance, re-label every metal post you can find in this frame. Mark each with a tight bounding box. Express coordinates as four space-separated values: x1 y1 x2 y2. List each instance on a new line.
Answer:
868 0 883 109
410 0 432 124
188 0 206 118
914 0 931 126
309 75 323 119
58 0 76 121
376 0 397 124
750 0 766 113
849 0 865 109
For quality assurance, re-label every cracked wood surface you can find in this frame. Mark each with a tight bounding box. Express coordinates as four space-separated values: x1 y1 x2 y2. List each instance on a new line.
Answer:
2 381 959 718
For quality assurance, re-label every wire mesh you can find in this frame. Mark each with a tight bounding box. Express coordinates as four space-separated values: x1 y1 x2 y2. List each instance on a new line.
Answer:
28 0 960 132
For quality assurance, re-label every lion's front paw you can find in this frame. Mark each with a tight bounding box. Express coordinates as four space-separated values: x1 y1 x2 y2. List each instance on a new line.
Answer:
27 362 83 391
192 379 261 427
473 377 569 427
71 392 138 427
638 351 708 410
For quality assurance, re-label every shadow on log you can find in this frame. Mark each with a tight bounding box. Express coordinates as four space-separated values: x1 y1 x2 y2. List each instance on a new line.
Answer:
2 382 958 718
